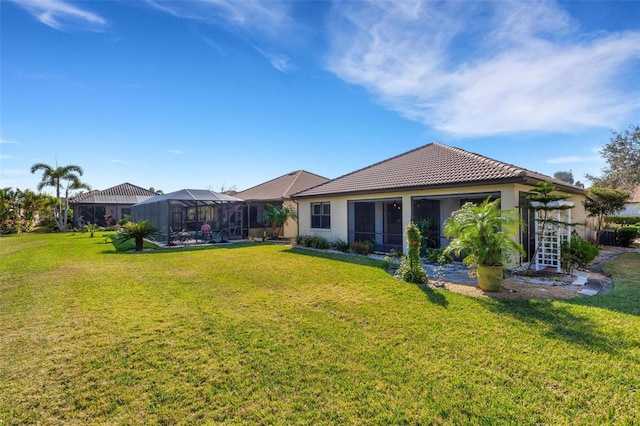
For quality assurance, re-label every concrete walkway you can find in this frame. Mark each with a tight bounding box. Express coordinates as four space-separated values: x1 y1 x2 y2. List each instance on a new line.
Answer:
578 245 640 295
422 245 640 296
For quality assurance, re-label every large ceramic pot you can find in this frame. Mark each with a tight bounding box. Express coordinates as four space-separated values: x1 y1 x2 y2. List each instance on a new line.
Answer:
477 265 503 292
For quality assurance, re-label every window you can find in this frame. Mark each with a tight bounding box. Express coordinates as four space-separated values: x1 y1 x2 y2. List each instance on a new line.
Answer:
311 202 331 229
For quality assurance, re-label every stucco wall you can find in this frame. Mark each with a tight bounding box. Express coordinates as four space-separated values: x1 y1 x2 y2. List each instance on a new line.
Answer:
283 200 299 238
296 182 591 253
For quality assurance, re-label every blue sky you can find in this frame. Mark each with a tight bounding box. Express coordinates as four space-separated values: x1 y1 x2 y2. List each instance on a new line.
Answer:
1 0 639 195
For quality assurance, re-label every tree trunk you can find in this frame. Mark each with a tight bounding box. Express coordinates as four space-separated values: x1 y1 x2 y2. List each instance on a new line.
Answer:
135 236 144 251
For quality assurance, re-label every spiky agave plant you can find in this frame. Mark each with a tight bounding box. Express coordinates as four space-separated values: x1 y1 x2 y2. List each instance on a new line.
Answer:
118 220 157 251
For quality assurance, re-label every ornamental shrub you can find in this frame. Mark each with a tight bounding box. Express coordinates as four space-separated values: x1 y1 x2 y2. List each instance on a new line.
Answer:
424 247 452 264
118 220 157 252
616 227 639 247
297 235 330 249
560 236 599 275
605 216 640 225
395 222 428 284
333 238 350 253
351 240 374 255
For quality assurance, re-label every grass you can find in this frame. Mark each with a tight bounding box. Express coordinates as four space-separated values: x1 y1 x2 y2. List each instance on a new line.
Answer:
1 233 639 425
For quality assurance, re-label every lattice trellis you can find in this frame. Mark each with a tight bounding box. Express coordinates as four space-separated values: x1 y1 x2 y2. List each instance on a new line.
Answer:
533 201 574 272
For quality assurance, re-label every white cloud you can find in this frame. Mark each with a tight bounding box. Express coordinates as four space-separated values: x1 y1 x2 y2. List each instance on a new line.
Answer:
145 0 293 39
254 46 292 73
326 1 640 137
0 138 19 144
145 1 299 73
167 150 183 155
9 0 107 31
111 159 127 164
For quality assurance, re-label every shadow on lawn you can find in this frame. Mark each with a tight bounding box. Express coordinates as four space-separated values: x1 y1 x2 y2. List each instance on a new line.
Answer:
478 297 632 355
417 284 449 308
286 248 450 307
282 247 389 268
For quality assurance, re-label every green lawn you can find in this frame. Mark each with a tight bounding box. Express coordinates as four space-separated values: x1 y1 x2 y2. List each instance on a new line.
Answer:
1 233 639 425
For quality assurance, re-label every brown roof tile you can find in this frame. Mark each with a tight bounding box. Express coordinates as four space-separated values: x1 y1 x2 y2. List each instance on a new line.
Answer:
71 182 158 204
236 170 328 201
293 142 582 198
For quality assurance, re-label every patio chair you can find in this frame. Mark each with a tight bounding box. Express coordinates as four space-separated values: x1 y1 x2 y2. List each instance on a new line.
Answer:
199 223 212 243
211 229 229 243
169 227 179 244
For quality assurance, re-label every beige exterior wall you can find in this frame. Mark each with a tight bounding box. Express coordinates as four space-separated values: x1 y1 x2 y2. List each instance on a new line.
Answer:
283 200 298 238
246 199 300 239
296 183 590 254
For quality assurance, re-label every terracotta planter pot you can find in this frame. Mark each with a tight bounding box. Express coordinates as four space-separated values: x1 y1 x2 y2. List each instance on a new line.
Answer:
477 265 503 292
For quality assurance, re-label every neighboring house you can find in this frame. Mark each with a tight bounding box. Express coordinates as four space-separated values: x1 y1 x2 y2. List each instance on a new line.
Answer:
235 170 328 238
70 183 158 227
618 185 640 217
292 142 589 261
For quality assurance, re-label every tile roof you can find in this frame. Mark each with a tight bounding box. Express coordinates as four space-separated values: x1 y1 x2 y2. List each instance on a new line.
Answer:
70 182 158 204
236 170 328 201
293 142 583 198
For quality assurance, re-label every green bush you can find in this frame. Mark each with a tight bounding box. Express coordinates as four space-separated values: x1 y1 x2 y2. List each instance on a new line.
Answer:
388 248 402 259
605 216 640 225
332 238 350 253
351 240 375 255
616 227 638 247
297 235 330 249
560 237 599 275
424 247 452 264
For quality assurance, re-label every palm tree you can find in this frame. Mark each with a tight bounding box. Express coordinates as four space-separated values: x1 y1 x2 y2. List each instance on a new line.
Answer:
118 221 158 251
263 204 298 238
1 187 18 222
17 189 47 230
30 162 89 231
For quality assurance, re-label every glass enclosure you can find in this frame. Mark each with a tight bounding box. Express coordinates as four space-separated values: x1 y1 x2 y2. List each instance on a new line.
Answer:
131 189 245 245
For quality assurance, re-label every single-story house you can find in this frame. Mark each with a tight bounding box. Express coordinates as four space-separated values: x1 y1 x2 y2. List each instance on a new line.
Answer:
70 182 158 227
131 189 244 245
618 185 640 217
235 170 328 238
292 142 590 263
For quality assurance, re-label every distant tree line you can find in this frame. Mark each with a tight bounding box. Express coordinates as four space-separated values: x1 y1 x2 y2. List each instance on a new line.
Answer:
555 124 639 242
2 161 93 234
554 124 639 192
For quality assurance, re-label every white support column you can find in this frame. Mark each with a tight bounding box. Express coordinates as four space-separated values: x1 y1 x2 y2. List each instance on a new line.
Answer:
402 195 412 254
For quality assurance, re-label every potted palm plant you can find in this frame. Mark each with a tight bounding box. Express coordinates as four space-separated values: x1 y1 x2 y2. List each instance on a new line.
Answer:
443 198 524 292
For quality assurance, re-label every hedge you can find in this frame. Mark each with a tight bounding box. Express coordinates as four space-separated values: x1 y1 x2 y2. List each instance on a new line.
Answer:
605 216 640 225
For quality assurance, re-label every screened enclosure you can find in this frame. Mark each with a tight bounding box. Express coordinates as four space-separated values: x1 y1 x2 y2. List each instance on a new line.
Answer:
131 189 245 245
